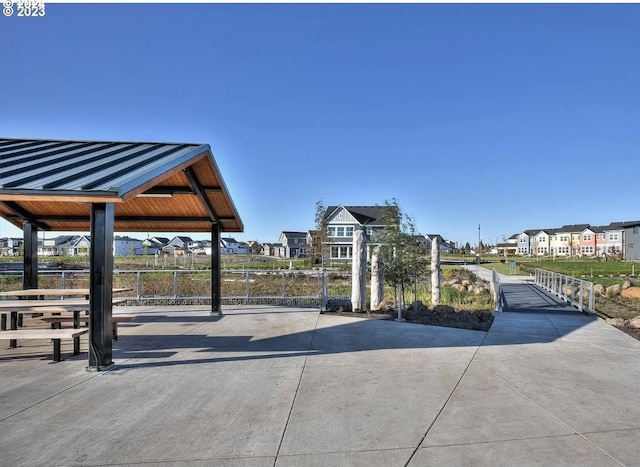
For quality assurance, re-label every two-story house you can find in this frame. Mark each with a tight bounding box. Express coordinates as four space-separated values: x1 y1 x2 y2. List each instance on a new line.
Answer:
623 221 640 261
602 223 625 256
277 231 308 258
323 205 391 262
162 236 193 256
114 236 144 256
220 237 248 255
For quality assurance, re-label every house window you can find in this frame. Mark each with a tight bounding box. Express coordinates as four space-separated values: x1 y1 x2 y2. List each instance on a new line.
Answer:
583 235 591 241
634 227 639 234
539 236 546 242
328 226 337 237
330 246 353 259
346 226 354 237
609 233 619 241
337 226 345 237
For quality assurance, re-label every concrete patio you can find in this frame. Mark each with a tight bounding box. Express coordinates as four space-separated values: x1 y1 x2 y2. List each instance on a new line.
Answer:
1 303 640 466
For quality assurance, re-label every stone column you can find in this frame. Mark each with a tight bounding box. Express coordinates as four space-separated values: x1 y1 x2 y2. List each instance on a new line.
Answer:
370 245 384 310
431 236 441 305
351 229 367 311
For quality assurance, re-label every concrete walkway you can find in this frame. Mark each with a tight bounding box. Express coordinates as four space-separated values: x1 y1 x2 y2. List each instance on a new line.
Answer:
2 301 640 466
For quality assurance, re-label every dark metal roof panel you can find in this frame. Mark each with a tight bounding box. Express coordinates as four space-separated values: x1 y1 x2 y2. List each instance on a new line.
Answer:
0 139 203 196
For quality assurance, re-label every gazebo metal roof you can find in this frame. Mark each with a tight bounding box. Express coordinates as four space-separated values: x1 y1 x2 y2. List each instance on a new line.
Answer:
0 138 243 233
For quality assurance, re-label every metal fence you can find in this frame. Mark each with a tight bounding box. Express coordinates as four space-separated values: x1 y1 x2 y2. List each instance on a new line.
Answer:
534 268 595 314
0 269 335 307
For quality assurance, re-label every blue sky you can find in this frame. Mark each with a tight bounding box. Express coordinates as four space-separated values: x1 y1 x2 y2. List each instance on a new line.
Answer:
1 3 639 248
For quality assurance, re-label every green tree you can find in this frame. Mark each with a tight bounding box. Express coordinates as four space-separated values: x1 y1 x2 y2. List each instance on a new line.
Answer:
377 198 426 305
309 199 329 268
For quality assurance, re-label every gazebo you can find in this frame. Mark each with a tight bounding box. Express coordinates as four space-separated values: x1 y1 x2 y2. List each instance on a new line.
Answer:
0 138 243 370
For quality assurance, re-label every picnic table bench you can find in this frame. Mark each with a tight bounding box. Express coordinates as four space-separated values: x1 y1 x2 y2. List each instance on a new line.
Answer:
28 314 135 340
0 328 89 362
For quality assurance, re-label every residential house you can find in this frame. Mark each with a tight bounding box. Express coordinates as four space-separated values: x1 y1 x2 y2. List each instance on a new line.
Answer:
623 221 640 261
114 236 144 256
220 237 247 254
190 240 213 255
277 231 308 258
56 236 85 257
533 230 552 256
142 237 170 255
0 237 23 256
262 243 282 257
602 223 625 256
579 227 598 257
323 205 392 262
516 230 539 256
163 236 193 255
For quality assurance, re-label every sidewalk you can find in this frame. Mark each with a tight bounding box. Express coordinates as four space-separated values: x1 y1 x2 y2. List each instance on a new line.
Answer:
1 304 640 466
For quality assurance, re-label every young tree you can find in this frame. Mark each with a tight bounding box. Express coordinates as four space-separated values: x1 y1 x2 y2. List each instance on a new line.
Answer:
309 199 329 268
377 198 426 310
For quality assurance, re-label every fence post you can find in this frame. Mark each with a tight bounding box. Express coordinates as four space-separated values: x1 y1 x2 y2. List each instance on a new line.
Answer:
321 271 328 310
173 270 178 299
136 271 142 299
281 271 286 299
245 271 250 299
61 271 66 289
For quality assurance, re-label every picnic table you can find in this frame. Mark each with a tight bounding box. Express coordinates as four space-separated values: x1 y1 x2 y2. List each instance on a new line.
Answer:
0 287 132 298
0 298 128 353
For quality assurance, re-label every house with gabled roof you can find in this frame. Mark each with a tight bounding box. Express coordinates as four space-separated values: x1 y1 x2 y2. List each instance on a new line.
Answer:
114 235 143 256
323 205 393 262
142 236 170 255
220 237 247 254
516 230 541 256
163 236 193 255
277 231 309 258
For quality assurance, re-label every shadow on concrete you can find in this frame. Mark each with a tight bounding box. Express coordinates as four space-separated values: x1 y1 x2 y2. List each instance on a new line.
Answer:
109 303 599 371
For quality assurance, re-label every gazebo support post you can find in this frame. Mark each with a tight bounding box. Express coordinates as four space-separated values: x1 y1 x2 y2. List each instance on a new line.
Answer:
211 222 221 315
22 221 38 290
87 203 114 371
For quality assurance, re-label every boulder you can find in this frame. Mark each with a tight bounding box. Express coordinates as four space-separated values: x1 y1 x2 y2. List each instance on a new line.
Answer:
461 279 472 288
627 317 640 329
621 280 632 290
606 317 625 327
606 284 622 297
594 284 605 297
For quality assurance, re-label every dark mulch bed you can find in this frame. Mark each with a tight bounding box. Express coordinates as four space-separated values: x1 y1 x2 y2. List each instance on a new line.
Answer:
321 303 494 332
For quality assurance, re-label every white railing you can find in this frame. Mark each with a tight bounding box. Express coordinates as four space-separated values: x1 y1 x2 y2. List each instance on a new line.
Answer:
534 268 595 314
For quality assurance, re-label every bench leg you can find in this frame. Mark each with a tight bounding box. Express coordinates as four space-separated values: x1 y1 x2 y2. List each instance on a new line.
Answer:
52 339 62 362
113 322 118 341
10 312 17 348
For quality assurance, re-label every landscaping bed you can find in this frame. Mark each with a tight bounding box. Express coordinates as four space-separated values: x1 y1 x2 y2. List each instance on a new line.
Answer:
321 301 494 332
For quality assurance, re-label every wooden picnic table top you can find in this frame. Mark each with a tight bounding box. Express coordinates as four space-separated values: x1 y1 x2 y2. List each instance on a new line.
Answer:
0 298 127 312
0 288 132 297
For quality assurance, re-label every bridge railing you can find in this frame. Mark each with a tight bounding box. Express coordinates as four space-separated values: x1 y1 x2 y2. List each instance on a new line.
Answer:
534 268 595 314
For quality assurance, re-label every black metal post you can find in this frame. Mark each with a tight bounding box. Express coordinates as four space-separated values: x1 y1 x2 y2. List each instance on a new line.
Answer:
23 221 38 290
211 222 221 314
87 203 114 371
